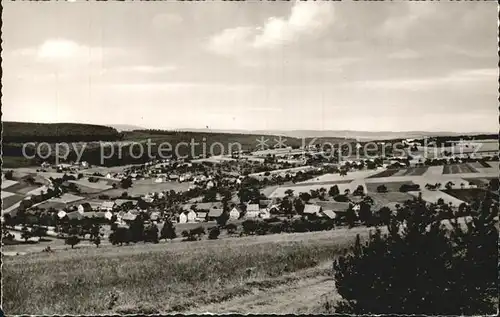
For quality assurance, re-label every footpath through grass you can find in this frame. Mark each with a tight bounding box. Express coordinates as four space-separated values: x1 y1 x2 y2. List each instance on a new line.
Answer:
3 227 369 315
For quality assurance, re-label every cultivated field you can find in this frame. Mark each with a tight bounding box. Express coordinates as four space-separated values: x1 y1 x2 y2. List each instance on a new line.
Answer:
100 179 191 197
2 227 372 315
268 163 497 199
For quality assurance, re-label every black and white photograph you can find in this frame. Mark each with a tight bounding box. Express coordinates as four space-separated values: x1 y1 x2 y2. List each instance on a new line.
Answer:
1 0 498 315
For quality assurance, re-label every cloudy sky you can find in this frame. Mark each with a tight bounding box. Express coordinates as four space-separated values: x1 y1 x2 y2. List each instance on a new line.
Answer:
2 1 497 132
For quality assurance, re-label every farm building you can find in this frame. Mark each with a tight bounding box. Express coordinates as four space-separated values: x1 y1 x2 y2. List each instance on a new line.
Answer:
100 201 115 211
77 203 92 213
121 212 137 222
259 209 271 219
267 205 280 214
150 211 161 221
114 199 137 210
207 209 223 221
192 202 223 211
83 211 112 220
259 199 272 208
303 204 323 219
178 212 188 224
244 210 260 219
187 210 197 223
196 212 208 222
229 206 242 220
66 211 85 221
246 204 260 212
321 209 337 219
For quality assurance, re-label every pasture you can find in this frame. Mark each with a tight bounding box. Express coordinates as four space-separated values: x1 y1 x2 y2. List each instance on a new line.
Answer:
68 179 113 192
365 181 415 193
407 190 465 206
442 188 492 203
300 170 380 183
370 192 415 209
2 227 371 315
269 182 363 198
102 179 191 197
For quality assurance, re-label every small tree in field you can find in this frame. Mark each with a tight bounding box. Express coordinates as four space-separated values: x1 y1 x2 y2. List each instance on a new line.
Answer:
226 223 238 235
329 185 340 197
333 195 498 315
160 220 177 240
21 227 32 242
93 235 101 248
208 227 221 240
65 235 81 249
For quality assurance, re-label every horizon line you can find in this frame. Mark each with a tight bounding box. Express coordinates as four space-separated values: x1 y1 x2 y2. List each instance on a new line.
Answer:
3 120 497 135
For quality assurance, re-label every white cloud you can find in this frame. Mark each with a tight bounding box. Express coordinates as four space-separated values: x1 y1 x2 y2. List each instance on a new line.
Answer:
11 38 127 65
377 2 435 40
350 68 498 91
207 1 334 55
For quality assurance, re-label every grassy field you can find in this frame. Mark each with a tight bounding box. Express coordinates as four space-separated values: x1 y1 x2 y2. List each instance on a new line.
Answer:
407 190 465 206
442 188 490 203
370 192 415 209
2 227 370 315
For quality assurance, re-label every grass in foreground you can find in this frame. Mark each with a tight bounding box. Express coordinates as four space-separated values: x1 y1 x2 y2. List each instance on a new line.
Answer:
3 227 369 315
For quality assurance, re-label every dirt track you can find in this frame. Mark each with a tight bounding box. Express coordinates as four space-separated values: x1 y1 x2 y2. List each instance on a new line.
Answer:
187 276 336 314
183 262 339 314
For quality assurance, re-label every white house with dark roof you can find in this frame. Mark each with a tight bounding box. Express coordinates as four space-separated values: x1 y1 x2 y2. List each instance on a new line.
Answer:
178 212 188 224
100 201 115 211
303 204 322 217
229 206 242 220
187 210 197 223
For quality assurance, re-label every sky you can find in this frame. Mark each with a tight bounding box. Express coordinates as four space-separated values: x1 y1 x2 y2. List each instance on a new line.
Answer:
2 1 498 132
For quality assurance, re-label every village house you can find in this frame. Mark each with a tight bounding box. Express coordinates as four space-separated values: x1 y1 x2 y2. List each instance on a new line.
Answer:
245 203 260 219
321 209 337 220
57 210 67 219
196 211 208 222
259 209 271 219
187 210 197 223
121 211 137 222
77 202 92 213
229 206 242 220
100 201 115 211
114 199 137 210
302 204 323 220
178 212 188 224
207 208 223 221
66 210 85 221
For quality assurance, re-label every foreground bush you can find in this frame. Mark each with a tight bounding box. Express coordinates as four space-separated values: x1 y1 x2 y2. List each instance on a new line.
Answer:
333 194 498 315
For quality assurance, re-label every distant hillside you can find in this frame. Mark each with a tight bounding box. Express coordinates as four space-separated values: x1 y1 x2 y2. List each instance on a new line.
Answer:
124 129 354 152
253 130 497 141
108 124 145 132
172 128 494 141
2 121 123 143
